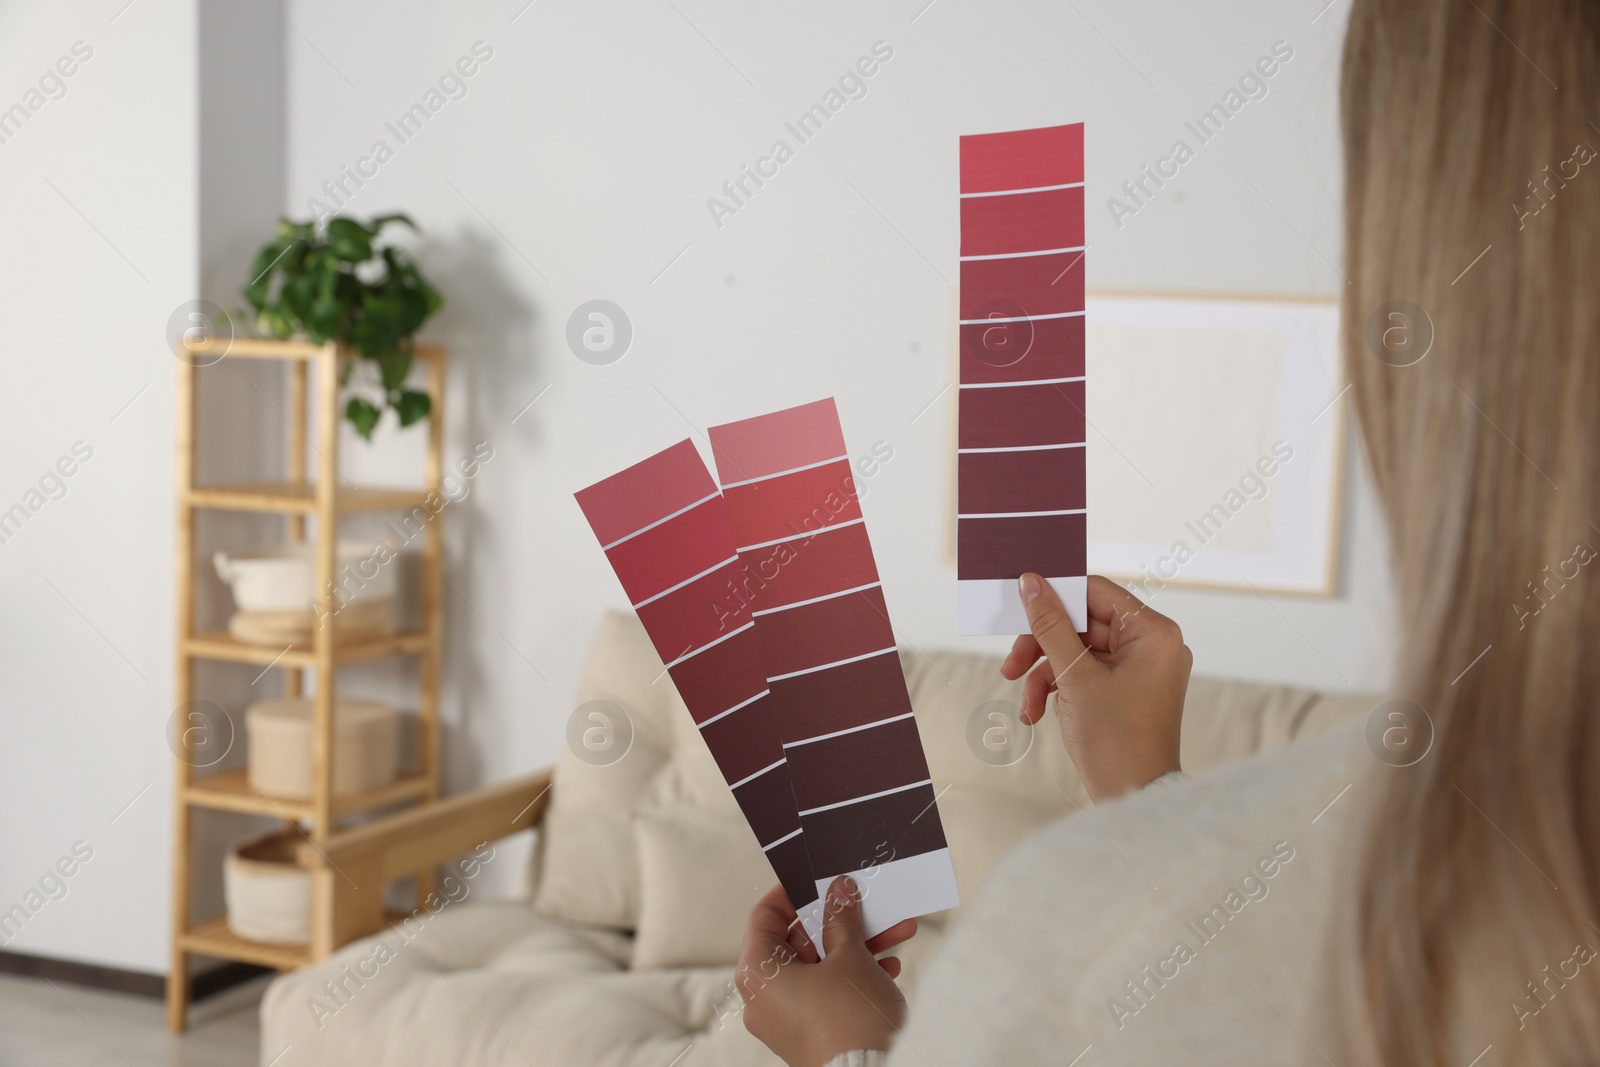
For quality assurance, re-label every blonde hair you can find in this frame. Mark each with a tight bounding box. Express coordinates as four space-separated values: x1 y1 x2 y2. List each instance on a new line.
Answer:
1332 1 1600 1062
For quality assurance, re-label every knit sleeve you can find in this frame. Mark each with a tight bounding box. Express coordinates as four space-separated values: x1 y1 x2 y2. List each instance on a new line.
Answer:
823 1051 889 1067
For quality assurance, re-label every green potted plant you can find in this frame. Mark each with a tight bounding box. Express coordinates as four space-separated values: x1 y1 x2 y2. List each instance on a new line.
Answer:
244 214 443 440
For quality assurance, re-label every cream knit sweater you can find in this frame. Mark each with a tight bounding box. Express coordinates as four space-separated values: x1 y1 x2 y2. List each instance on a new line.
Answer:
830 719 1363 1067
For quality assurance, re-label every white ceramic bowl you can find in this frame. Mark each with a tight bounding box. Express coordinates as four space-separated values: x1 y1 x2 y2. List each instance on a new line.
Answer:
214 541 397 613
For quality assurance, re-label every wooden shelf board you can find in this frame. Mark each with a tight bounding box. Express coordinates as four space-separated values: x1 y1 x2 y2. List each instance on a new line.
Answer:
184 768 432 821
181 909 430 971
181 339 446 362
185 483 430 514
183 629 429 668
179 916 310 970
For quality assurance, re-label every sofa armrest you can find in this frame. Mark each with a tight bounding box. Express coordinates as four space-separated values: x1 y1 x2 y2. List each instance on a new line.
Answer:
308 770 553 877
294 770 552 958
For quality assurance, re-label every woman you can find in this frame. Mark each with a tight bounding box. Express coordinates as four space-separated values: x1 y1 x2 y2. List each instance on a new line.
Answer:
736 1 1600 1064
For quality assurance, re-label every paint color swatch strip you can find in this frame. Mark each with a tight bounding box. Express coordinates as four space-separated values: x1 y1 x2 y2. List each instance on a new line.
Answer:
710 398 959 941
957 122 1089 635
574 440 817 913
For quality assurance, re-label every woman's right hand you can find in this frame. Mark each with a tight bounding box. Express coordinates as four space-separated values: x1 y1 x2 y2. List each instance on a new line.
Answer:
1000 574 1191 802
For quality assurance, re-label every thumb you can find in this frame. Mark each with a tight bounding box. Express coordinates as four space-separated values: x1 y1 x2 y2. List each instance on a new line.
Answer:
1019 573 1086 663
821 876 867 958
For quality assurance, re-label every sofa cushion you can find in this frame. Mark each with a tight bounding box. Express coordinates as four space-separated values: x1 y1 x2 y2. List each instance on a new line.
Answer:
904 647 1084 809
261 900 786 1067
936 785 1059 918
631 805 768 969
531 612 677 928
1178 675 1324 760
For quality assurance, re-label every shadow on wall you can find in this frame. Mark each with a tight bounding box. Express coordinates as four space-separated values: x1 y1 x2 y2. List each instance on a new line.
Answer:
417 225 540 796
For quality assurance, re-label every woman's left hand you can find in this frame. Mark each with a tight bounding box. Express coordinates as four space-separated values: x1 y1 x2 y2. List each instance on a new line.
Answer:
737 876 918 1067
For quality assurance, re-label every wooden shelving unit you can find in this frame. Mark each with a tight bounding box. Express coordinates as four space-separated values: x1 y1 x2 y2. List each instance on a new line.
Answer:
167 339 447 1031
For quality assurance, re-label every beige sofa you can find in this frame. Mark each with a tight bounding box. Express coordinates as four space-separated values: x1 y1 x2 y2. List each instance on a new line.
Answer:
260 611 1376 1066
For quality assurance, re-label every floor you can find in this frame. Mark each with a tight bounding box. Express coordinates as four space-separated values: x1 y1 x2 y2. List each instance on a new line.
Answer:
0 973 267 1067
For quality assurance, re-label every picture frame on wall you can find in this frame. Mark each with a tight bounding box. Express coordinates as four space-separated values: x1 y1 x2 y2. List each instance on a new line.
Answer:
947 291 1346 599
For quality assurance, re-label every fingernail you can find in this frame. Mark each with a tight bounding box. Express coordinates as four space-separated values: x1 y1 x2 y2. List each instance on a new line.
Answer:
828 876 859 907
1018 573 1043 606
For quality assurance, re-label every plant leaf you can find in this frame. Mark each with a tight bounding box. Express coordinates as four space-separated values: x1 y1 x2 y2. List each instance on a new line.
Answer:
282 274 322 339
394 389 431 428
326 217 373 262
308 295 344 338
275 218 314 242
242 238 292 310
377 348 413 392
257 308 294 339
354 294 403 357
345 396 381 441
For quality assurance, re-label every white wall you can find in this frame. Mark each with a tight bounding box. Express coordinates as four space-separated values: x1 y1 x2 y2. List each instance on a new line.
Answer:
281 0 1392 831
0 2 195 971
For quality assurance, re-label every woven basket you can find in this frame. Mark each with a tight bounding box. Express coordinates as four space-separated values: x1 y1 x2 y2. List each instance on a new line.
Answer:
246 697 398 799
224 829 311 944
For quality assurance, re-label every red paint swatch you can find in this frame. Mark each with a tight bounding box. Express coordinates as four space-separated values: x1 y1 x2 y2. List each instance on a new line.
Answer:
711 399 955 930
958 512 1086 579
958 445 1086 514
960 185 1085 256
960 124 1085 194
958 122 1088 636
959 312 1085 385
716 458 862 546
575 441 816 912
957 381 1086 449
959 253 1086 320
